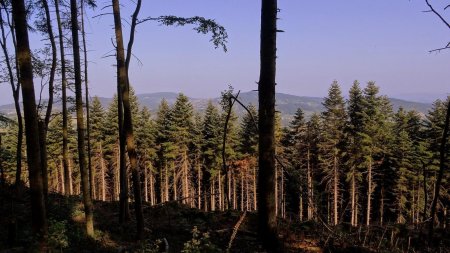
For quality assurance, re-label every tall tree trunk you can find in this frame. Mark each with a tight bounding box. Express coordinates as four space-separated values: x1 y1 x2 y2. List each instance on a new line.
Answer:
40 0 57 201
257 1 278 249
233 171 236 209
351 168 356 226
54 0 70 196
253 165 257 211
429 99 450 238
307 148 313 220
68 158 73 194
333 154 338 225
80 1 94 199
70 0 94 237
366 156 372 226
11 0 48 247
198 162 201 209
60 159 65 194
241 171 244 211
100 143 106 201
275 165 278 216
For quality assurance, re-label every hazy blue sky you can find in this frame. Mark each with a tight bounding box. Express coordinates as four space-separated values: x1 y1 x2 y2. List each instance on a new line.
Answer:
1 0 449 104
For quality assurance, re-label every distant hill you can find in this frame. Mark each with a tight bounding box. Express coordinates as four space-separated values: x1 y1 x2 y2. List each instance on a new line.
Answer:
0 91 433 125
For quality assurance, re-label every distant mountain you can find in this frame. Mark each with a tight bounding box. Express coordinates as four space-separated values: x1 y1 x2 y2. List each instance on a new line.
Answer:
0 91 433 125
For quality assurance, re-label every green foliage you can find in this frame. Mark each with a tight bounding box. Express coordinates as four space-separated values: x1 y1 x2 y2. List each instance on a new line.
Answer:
145 16 228 52
135 239 163 253
182 226 221 253
48 219 69 250
238 103 258 158
202 101 222 174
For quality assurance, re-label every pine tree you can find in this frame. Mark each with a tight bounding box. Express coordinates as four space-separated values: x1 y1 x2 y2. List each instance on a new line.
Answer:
155 99 175 203
201 101 222 211
170 93 194 202
345 81 364 226
319 81 347 225
392 107 414 223
360 81 393 226
135 106 156 204
281 108 309 219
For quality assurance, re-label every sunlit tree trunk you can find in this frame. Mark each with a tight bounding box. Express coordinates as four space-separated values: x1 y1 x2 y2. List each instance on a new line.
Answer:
307 148 313 220
80 0 94 200
351 168 356 226
333 154 338 225
54 0 70 197
70 0 94 237
257 0 278 250
40 0 57 200
366 156 372 226
253 165 257 211
12 0 48 247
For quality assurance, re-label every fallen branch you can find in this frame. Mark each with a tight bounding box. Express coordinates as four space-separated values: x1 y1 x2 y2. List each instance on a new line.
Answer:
227 210 247 252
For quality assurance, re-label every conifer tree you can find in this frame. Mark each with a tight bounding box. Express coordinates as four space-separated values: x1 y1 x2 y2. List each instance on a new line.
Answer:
170 93 194 202
345 81 364 226
135 106 156 203
392 107 414 223
155 99 174 203
201 101 222 211
281 108 308 219
319 81 347 225
360 81 393 226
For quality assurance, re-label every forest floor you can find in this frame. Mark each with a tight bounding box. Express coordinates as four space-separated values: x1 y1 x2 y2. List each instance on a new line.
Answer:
0 185 449 253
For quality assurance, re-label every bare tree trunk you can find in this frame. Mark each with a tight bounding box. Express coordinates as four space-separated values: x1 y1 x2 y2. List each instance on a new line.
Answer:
333 154 338 225
281 166 285 219
429 99 450 238
257 0 279 250
233 171 236 209
351 168 356 226
246 170 249 211
211 176 216 211
60 159 65 194
241 171 244 211
307 148 313 220
68 158 73 195
366 156 372 226
173 169 178 202
100 143 106 201
40 0 57 201
165 164 169 202
299 192 303 221
198 162 201 209
219 171 223 210
54 0 71 197
70 0 94 237
275 165 278 216
80 0 94 200
149 164 155 205
228 170 231 210
12 0 48 247
253 165 257 211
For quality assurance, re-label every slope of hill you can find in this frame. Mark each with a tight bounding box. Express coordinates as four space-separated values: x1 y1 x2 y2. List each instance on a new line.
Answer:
0 91 433 125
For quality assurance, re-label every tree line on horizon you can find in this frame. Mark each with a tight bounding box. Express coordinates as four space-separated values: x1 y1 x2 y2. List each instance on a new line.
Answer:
2 80 449 230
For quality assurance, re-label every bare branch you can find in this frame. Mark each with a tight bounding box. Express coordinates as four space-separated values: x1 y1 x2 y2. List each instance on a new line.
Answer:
425 0 450 29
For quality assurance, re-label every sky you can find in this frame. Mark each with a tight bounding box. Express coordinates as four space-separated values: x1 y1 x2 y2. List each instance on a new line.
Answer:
0 0 449 105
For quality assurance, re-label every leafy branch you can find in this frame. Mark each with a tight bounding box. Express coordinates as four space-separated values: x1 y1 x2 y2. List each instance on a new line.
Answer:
138 15 228 52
